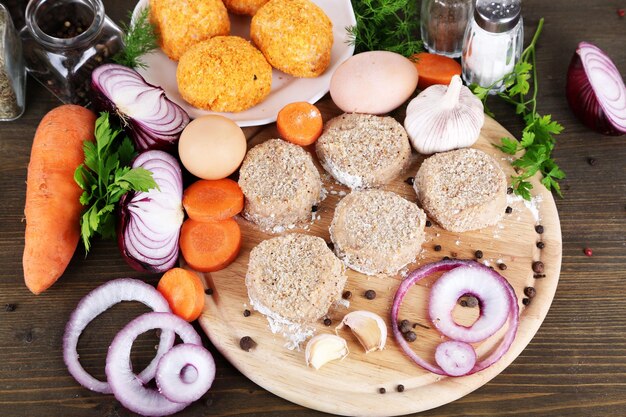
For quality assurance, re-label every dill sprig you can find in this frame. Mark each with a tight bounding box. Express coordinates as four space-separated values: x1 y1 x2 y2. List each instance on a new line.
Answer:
346 0 423 57
113 7 158 70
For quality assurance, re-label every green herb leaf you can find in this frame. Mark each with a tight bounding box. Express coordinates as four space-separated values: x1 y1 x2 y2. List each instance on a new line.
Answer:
347 0 422 57
112 7 159 69
470 18 565 201
74 113 158 253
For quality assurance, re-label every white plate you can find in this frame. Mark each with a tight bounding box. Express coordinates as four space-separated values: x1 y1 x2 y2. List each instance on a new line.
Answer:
131 0 356 127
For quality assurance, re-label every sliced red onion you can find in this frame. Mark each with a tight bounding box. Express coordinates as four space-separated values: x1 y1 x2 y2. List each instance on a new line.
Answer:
391 260 519 376
566 42 626 136
156 344 216 404
435 341 476 377
429 265 510 343
91 64 190 151
105 312 204 416
118 150 184 273
63 279 175 394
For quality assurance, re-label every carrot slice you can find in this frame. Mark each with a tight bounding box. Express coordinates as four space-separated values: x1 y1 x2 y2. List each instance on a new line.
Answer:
276 102 323 146
180 218 241 272
183 179 244 222
411 52 462 90
157 268 206 322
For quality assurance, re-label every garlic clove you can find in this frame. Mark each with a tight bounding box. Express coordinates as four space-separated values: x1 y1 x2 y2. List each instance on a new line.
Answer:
336 310 387 353
305 334 349 370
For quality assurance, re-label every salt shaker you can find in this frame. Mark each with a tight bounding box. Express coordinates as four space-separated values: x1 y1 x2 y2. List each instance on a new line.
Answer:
461 0 524 92
0 3 26 121
421 0 473 58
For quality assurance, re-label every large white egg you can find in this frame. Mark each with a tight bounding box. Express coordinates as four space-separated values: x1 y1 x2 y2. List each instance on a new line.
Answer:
178 115 247 180
330 51 419 115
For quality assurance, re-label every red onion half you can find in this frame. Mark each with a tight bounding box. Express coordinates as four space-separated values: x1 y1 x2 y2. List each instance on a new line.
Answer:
118 150 184 273
391 260 519 377
566 42 626 136
91 64 190 150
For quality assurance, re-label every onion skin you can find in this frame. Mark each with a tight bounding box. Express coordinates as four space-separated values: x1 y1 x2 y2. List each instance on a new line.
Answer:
566 42 626 136
391 259 519 376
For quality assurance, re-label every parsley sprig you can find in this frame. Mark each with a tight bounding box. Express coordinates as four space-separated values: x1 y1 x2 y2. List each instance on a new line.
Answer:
346 0 423 57
74 113 157 252
471 18 565 200
112 7 158 69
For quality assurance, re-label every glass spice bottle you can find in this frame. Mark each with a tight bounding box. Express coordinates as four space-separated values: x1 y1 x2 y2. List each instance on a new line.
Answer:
19 0 123 106
461 0 524 92
0 3 26 121
420 0 473 58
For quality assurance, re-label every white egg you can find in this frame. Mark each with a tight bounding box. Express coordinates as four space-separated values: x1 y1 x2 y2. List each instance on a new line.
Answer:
178 115 247 180
330 51 419 115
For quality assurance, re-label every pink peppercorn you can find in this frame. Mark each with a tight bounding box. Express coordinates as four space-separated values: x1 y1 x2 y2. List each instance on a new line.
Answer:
584 248 593 257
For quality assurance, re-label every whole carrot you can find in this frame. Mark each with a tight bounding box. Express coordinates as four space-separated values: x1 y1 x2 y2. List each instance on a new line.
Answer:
23 105 96 294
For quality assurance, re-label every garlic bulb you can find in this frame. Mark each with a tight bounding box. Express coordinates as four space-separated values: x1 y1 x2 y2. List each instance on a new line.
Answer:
404 75 485 154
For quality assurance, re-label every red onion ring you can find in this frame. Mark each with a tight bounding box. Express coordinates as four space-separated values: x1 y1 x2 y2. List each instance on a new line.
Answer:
91 64 190 151
391 260 519 376
435 340 476 377
118 150 184 273
63 279 175 394
156 344 216 404
105 312 203 416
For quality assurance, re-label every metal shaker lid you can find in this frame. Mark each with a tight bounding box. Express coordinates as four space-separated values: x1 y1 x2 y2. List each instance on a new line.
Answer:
474 0 521 33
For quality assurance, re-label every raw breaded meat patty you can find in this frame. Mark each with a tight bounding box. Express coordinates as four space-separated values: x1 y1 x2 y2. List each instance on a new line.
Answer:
176 36 272 113
316 113 412 189
150 0 229 61
223 0 269 15
330 190 427 276
251 0 333 77
414 148 508 232
246 233 346 323
238 139 323 232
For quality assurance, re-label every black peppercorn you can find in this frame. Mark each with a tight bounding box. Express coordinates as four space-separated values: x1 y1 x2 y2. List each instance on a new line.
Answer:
379 387 386 394
498 263 507 271
535 225 544 234
505 206 513 214
342 290 352 300
405 177 415 186
323 318 332 326
507 187 513 195
536 241 545 249
239 336 257 352
475 250 483 259
399 319 411 334
404 331 417 342
243 309 251 317
587 157 596 166
364 290 376 300
4 303 16 312
434 245 442 251
522 298 530 306
532 261 544 273
465 296 478 308
397 384 405 392
460 300 468 307
524 287 536 298
204 288 213 295
311 205 318 212
425 220 432 227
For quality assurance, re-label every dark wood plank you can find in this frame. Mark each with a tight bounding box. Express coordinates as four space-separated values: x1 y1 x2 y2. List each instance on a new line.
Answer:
1 0 625 416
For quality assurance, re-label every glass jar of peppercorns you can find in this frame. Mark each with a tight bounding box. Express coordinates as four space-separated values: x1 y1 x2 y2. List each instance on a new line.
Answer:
19 0 123 106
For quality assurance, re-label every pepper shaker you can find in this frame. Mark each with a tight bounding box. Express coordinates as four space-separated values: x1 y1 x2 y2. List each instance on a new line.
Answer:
421 0 473 58
0 3 26 121
461 0 524 92
20 0 123 106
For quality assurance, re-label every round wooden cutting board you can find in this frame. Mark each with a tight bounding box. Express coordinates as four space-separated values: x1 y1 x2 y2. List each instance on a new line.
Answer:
195 106 562 416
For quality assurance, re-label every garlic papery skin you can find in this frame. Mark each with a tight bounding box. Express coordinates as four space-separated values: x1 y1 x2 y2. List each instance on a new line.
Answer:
305 334 349 370
404 75 485 155
336 311 387 353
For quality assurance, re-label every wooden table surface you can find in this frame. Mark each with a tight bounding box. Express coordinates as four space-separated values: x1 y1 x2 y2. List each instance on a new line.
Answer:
1 1 625 416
